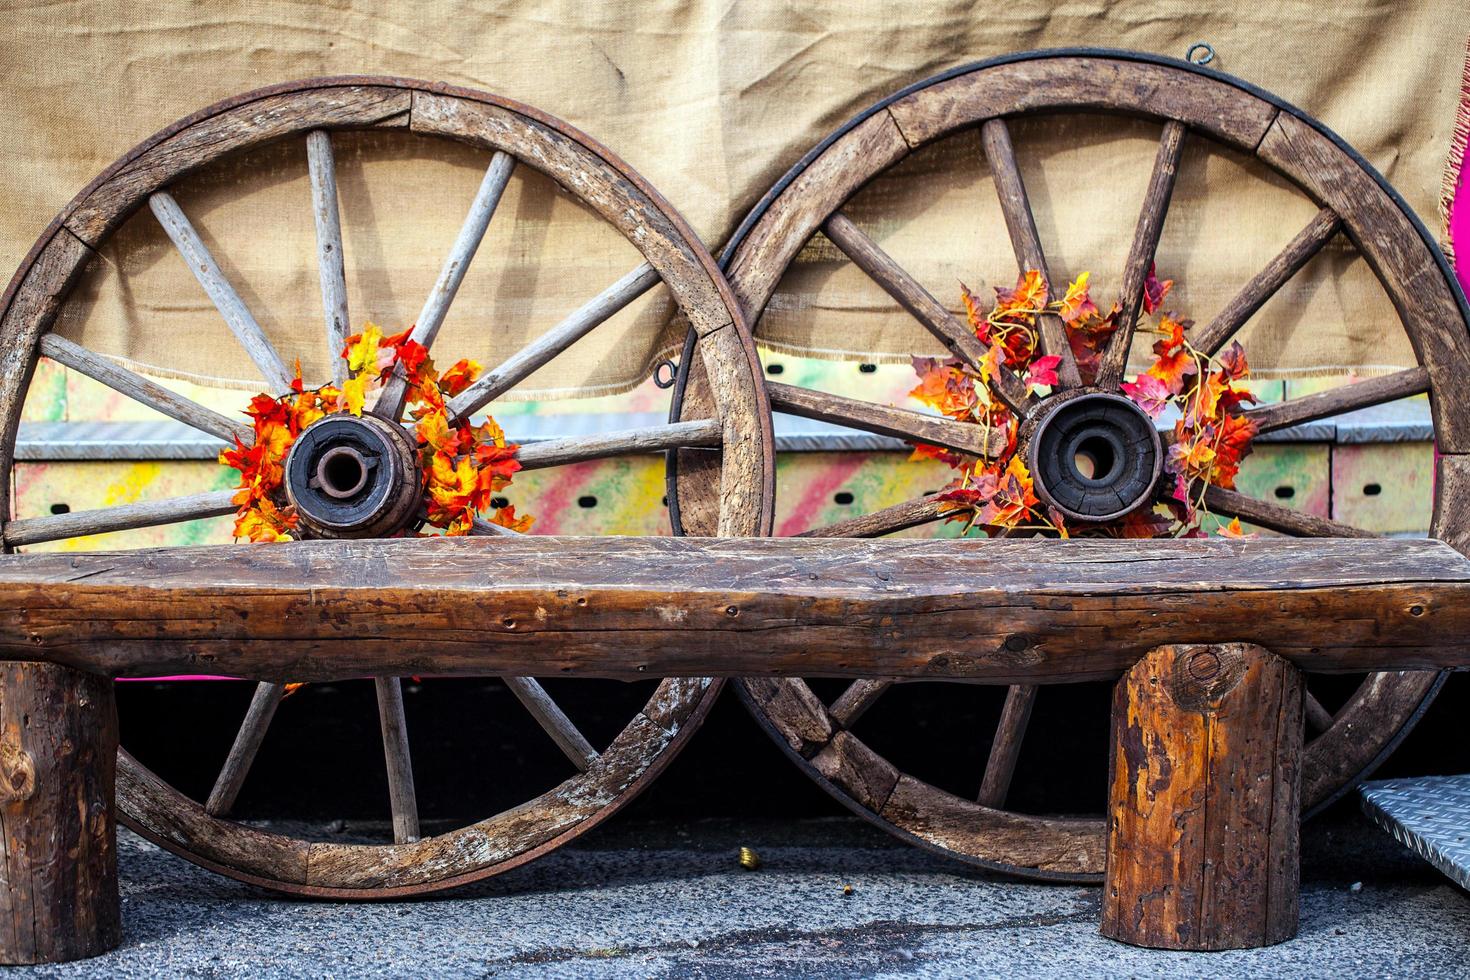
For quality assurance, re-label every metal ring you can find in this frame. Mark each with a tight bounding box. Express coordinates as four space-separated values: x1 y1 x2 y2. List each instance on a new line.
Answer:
1186 42 1215 66
652 359 679 389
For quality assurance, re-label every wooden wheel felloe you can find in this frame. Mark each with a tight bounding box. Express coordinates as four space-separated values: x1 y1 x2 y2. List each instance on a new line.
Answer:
0 77 773 897
700 50 1467 881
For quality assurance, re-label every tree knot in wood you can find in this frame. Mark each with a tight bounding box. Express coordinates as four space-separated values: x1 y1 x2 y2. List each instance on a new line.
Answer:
0 738 36 803
1169 643 1250 711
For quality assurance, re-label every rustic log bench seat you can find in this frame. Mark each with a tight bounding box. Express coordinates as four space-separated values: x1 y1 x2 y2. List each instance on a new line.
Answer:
1 535 1467 961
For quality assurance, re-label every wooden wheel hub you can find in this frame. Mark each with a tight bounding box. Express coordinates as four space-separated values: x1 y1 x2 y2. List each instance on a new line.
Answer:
1027 392 1161 522
284 412 422 539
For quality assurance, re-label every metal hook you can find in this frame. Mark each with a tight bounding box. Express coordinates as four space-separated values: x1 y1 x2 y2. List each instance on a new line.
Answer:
652 359 679 389
1186 42 1216 66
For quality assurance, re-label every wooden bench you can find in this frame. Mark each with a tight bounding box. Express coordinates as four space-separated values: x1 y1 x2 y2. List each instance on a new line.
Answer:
2 535 1467 961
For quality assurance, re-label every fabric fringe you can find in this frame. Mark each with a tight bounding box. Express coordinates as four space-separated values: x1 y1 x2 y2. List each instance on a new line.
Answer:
1440 34 1470 268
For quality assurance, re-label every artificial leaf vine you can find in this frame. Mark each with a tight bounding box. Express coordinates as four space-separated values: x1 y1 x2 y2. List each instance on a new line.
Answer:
908 266 1257 538
220 323 532 541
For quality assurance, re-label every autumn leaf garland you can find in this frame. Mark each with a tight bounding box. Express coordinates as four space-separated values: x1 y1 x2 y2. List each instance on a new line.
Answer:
220 323 533 542
908 267 1257 539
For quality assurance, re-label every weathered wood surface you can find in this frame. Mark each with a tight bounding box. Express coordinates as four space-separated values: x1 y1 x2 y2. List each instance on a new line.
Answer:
767 382 1004 459
448 263 659 420
2 490 237 548
1096 120 1186 390
976 684 1037 808
204 681 285 816
0 662 119 964
514 419 721 470
821 211 1031 412
1192 208 1341 356
39 334 250 443
503 676 599 771
306 130 351 385
979 118 1081 388
149 192 294 394
2 537 1467 681
374 677 420 844
1242 367 1429 436
1102 643 1301 950
798 492 949 538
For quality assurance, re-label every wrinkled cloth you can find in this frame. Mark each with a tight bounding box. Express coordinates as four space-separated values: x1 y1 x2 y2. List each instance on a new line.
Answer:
1 1 1465 394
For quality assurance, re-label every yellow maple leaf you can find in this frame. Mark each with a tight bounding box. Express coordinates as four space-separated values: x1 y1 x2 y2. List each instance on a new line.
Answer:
340 374 369 417
346 322 383 376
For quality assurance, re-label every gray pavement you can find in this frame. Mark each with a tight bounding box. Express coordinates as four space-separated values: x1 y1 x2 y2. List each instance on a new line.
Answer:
18 814 1470 978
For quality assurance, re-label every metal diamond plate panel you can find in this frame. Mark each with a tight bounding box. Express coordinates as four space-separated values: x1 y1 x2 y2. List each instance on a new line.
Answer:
1360 774 1470 891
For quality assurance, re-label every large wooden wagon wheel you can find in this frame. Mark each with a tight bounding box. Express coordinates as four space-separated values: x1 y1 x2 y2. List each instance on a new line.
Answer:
678 49 1470 881
0 77 773 897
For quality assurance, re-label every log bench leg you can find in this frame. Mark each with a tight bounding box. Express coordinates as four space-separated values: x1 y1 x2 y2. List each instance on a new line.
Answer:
1101 643 1303 950
0 662 119 964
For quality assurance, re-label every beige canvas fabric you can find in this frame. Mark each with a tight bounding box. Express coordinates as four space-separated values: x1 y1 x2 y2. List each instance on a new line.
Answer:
2 1 1465 395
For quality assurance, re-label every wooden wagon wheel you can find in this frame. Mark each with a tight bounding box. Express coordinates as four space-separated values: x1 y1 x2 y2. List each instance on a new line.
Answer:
678 49 1468 881
0 77 773 897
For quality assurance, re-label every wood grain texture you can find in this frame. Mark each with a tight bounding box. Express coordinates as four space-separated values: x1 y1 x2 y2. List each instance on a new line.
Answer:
0 230 96 534
724 110 911 321
503 676 598 771
767 382 1005 459
39 334 250 443
63 85 412 247
2 490 236 547
306 130 351 386
886 57 1278 151
1102 643 1301 950
149 192 293 393
827 679 893 728
0 662 119 964
979 119 1081 388
411 91 729 340
798 493 949 538
1096 120 1187 390
376 151 515 420
374 677 420 844
1241 367 1429 435
514 419 721 470
822 211 1031 412
976 684 1037 808
449 263 658 420
1191 208 1341 356
204 681 285 816
1256 110 1470 449
2 537 1467 681
1202 485 1376 538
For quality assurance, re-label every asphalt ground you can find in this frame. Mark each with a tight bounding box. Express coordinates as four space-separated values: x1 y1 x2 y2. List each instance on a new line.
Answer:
14 810 1470 978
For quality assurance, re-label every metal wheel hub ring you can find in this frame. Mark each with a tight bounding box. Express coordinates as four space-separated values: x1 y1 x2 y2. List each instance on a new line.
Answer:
1028 392 1162 522
283 413 422 538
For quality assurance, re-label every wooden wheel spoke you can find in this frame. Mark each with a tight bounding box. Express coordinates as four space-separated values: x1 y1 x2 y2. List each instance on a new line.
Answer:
306 131 351 386
2 490 236 548
821 211 1032 413
469 515 521 537
1193 208 1341 356
1203 485 1376 538
204 681 286 817
768 382 1004 459
377 151 517 420
1242 366 1429 435
1305 691 1336 734
503 677 599 771
977 684 1037 808
799 492 950 538
38 334 249 443
514 418 721 470
1097 120 1188 390
448 263 660 421
979 119 1082 388
149 191 293 393
374 677 420 844
829 679 893 728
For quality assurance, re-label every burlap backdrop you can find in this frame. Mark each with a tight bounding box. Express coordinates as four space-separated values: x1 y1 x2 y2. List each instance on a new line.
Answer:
2 2 1466 395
